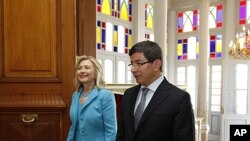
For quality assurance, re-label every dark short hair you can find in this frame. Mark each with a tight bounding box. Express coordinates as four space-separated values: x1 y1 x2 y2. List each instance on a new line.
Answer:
129 41 163 71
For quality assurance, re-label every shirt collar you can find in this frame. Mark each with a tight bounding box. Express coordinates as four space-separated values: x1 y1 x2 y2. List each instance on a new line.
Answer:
141 75 164 92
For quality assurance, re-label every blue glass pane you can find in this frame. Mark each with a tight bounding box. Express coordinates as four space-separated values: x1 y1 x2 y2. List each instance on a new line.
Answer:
102 29 106 43
129 4 132 15
217 10 223 22
177 56 182 60
125 35 128 47
97 0 101 5
97 21 101 26
178 39 182 43
97 43 101 49
210 41 216 52
216 53 222 58
183 44 187 53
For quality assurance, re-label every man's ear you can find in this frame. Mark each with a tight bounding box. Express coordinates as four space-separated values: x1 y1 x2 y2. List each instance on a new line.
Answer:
153 59 162 70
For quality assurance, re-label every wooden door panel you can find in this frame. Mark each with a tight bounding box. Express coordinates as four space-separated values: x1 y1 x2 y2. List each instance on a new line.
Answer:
2 0 58 78
0 112 61 141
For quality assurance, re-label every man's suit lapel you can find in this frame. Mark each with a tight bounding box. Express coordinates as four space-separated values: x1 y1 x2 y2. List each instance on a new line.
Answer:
137 78 171 129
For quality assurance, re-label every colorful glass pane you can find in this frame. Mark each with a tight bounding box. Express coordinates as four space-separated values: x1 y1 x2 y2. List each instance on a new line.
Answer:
210 34 222 59
97 20 132 54
97 0 133 21
177 37 199 60
178 9 199 33
145 4 154 29
209 4 223 28
239 0 247 24
102 0 111 15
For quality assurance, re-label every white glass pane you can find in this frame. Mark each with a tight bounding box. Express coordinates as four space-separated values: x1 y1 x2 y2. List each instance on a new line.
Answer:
211 89 221 95
177 67 186 85
127 62 132 83
212 72 221 82
106 22 113 51
187 66 196 87
211 95 220 105
104 59 113 83
118 25 125 53
211 82 221 88
150 34 154 41
117 61 125 83
187 37 197 59
183 11 193 32
211 105 220 112
212 65 222 71
236 90 247 114
208 6 216 28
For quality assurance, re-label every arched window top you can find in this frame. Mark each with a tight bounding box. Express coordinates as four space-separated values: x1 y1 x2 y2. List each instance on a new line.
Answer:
97 0 133 22
209 4 223 28
178 9 199 33
145 4 154 29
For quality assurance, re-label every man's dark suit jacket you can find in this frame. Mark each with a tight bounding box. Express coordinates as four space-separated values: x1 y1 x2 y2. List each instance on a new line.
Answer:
116 78 195 141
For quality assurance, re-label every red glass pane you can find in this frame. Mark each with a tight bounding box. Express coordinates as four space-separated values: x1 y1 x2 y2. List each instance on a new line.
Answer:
97 6 101 12
217 22 222 27
210 54 215 58
240 0 246 6
102 22 106 28
178 29 183 33
178 13 183 17
193 26 197 31
240 19 246 24
217 5 223 10
193 10 198 14
183 39 188 43
210 35 216 40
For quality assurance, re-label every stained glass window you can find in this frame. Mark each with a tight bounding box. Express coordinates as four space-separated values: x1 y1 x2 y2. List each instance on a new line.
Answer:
210 34 222 59
239 0 250 24
177 37 199 60
209 4 223 28
145 4 153 29
178 10 199 33
96 20 132 54
97 0 133 22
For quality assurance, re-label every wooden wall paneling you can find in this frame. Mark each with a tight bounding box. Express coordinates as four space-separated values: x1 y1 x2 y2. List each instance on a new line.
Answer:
77 0 96 57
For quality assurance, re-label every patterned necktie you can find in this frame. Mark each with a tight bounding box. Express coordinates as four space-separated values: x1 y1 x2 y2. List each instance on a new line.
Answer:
134 88 149 129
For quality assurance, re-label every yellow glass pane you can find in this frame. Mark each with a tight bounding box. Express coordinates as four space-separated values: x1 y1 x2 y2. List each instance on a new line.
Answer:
196 43 199 54
177 44 183 55
102 0 111 15
216 40 222 52
96 27 101 43
147 14 153 29
128 35 132 48
120 2 128 21
113 31 118 46
114 0 118 11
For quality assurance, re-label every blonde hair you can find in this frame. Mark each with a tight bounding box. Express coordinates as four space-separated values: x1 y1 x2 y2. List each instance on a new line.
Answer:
74 55 105 91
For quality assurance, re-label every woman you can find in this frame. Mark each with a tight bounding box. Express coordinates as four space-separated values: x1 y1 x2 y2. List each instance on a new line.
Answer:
67 55 117 141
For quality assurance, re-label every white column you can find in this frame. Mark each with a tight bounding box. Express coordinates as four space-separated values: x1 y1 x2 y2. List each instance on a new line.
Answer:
133 0 145 43
167 9 176 83
197 0 210 141
154 0 168 75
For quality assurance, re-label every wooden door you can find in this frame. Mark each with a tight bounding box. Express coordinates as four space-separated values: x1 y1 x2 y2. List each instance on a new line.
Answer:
0 0 76 140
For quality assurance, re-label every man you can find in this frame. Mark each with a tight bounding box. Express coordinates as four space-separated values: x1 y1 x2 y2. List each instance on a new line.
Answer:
116 41 195 141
